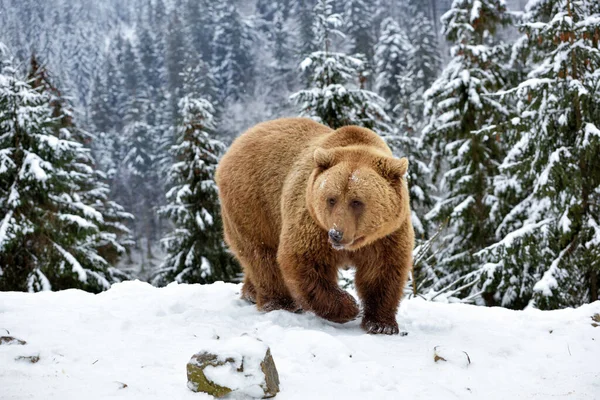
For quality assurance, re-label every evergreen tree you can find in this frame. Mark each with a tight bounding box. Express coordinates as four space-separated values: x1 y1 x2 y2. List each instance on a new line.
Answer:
265 3 296 106
154 95 238 285
345 0 375 67
477 0 600 309
27 56 133 266
138 22 166 102
184 0 214 65
211 4 254 103
294 0 317 58
121 38 141 105
90 53 125 134
421 0 511 295
153 0 168 28
272 5 293 84
121 97 162 271
374 17 411 116
166 9 186 118
345 0 375 62
290 0 390 132
404 3 441 118
0 50 128 292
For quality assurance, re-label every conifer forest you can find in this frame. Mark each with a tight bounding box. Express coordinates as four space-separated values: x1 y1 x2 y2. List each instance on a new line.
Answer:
0 0 598 311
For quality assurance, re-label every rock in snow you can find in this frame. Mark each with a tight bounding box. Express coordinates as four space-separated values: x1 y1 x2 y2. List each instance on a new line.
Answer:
0 281 598 399
187 336 279 398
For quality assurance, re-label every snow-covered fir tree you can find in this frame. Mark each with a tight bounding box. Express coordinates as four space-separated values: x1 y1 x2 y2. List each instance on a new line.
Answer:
183 0 214 64
295 0 317 57
290 0 390 132
345 0 376 71
270 4 295 95
154 94 239 285
374 17 411 116
404 2 441 119
120 96 162 274
211 4 255 103
166 8 186 119
0 48 129 292
421 0 511 297
27 55 133 267
477 0 600 309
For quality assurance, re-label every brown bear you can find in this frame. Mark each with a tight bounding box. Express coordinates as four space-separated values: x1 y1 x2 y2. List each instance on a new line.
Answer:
216 118 414 335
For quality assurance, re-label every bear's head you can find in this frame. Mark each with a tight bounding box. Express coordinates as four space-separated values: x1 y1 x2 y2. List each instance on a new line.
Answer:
306 145 410 251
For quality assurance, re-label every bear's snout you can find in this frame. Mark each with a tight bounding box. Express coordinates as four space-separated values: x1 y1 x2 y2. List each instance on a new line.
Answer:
328 228 344 244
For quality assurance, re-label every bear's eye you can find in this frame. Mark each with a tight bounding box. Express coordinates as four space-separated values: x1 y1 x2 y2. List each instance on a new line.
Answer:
327 197 336 206
350 200 364 209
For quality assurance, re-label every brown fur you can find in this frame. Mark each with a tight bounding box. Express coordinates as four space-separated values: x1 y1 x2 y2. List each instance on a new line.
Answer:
216 118 414 334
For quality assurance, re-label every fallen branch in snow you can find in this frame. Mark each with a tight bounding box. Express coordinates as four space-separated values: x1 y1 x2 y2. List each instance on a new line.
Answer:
433 346 471 367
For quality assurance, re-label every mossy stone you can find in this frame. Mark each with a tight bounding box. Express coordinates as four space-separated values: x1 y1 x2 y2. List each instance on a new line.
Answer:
187 347 280 398
187 352 234 398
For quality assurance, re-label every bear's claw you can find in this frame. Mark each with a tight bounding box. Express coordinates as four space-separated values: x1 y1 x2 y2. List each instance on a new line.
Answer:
362 319 401 335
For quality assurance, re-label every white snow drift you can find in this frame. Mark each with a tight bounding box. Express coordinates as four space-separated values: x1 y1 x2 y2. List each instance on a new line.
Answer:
1 281 598 399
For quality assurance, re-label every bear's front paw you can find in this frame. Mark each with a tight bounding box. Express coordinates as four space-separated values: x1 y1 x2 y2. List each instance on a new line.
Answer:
320 290 360 324
361 317 400 335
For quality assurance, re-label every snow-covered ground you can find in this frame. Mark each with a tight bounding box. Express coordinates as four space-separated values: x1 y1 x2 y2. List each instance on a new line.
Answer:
1 281 599 399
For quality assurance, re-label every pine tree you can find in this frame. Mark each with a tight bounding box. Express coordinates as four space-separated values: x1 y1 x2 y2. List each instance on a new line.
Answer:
0 49 128 292
345 0 375 68
374 17 411 116
184 0 214 65
211 4 254 103
421 0 511 295
27 56 134 267
138 22 166 103
121 96 162 272
477 0 600 309
166 9 186 119
404 3 441 118
154 95 238 285
121 38 141 105
271 5 294 88
90 53 125 134
290 0 390 132
295 0 317 57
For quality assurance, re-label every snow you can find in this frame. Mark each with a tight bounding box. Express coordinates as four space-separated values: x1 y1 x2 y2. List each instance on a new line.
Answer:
583 123 600 147
0 210 13 250
52 242 87 283
20 152 49 182
470 1 482 24
299 56 313 71
1 281 598 399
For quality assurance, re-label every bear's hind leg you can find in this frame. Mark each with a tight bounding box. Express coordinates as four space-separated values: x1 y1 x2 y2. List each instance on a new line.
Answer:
239 244 301 313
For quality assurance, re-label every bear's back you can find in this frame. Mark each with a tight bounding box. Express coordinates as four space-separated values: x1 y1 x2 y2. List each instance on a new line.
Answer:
216 118 333 247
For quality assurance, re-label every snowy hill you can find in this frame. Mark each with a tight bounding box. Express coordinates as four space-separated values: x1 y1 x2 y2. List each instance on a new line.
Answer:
1 281 599 399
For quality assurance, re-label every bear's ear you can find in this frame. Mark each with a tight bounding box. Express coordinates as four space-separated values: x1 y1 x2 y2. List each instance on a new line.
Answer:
380 157 409 182
314 148 336 169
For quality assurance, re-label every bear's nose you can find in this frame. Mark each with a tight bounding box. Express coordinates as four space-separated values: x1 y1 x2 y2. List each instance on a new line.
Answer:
328 229 344 244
